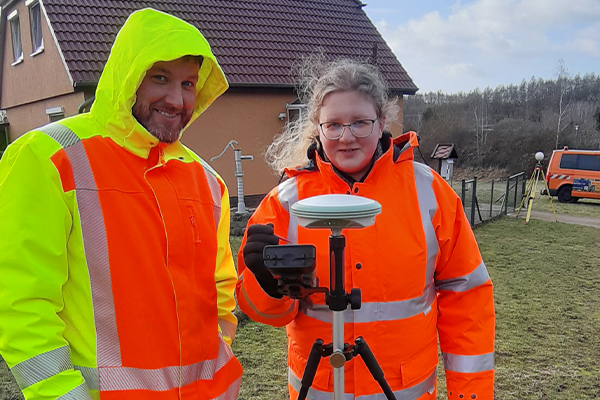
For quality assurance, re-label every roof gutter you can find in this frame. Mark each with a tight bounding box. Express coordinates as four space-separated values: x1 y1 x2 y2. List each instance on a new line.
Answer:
73 81 98 91
229 82 418 96
228 82 296 89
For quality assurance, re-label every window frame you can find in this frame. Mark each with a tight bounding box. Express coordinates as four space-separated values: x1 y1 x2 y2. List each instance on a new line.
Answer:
8 10 23 66
46 106 65 122
559 153 600 172
286 103 308 123
26 0 44 56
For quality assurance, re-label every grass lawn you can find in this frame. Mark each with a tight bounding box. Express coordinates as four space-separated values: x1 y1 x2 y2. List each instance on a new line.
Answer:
232 217 600 399
2 217 599 399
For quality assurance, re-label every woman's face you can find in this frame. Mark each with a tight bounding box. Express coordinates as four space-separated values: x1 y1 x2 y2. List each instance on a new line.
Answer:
318 90 384 181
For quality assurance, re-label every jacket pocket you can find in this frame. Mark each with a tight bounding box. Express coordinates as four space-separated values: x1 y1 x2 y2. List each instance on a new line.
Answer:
400 342 438 387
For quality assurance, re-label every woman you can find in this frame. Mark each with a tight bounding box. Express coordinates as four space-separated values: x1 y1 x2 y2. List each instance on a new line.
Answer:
236 58 495 400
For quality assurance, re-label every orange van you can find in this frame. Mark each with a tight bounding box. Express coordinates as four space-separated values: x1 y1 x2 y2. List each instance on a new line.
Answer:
545 148 600 203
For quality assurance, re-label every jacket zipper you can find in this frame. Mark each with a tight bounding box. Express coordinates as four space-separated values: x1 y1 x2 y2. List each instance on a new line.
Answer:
190 215 201 243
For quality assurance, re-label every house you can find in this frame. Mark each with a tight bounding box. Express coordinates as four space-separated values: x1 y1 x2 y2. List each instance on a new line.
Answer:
0 0 418 202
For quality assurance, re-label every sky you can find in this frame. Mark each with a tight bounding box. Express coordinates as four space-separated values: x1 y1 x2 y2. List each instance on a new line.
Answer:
362 0 600 94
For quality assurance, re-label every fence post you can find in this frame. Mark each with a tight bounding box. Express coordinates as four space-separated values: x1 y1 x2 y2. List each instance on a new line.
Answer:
471 177 477 225
504 178 510 215
461 179 466 209
490 180 494 219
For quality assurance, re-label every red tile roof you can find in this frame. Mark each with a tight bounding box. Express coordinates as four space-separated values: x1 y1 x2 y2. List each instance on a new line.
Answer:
43 0 418 94
431 144 458 159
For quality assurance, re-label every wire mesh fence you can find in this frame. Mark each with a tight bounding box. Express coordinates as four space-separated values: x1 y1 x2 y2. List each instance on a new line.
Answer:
230 171 528 252
451 172 526 226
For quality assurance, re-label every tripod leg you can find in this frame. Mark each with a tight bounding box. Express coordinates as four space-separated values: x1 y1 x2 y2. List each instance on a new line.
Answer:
516 170 536 217
297 339 324 400
354 337 397 400
525 169 539 224
541 170 558 221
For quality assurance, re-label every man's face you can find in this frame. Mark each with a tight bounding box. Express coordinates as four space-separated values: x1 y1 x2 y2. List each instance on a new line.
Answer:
132 57 200 144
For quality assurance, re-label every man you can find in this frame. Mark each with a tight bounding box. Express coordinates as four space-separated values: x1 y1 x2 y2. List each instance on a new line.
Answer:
0 8 242 400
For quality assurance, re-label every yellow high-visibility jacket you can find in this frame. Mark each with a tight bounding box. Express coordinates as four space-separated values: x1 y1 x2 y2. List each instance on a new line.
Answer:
0 8 241 400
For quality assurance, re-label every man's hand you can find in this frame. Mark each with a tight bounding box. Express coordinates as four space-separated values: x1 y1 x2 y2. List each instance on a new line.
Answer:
242 224 283 298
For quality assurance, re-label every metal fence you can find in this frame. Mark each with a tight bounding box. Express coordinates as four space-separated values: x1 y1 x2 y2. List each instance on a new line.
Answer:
454 172 526 227
229 171 528 255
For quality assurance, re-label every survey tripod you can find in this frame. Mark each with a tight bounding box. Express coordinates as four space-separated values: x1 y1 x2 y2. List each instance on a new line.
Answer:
263 194 396 399
515 159 557 224
265 227 397 400
297 228 397 400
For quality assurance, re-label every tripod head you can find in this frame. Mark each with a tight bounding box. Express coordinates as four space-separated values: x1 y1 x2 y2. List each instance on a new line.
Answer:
535 151 545 168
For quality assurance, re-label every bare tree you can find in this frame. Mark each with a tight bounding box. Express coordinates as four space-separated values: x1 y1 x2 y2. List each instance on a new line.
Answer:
555 59 572 148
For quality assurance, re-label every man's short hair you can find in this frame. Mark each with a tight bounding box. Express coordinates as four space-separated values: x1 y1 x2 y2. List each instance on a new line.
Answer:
181 55 203 66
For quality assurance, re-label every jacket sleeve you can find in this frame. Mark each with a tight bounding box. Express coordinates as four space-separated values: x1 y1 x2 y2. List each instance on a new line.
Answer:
214 182 239 346
432 175 495 400
235 188 298 328
0 134 92 399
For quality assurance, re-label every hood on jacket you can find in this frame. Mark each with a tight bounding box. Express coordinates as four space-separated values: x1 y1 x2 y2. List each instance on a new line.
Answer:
90 8 228 156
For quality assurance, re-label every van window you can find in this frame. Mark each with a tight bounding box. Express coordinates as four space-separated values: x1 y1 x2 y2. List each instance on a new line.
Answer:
559 153 600 171
559 154 577 169
578 155 600 171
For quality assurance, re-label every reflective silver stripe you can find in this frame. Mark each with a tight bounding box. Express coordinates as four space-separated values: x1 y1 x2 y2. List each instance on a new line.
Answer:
288 367 354 400
442 352 494 373
202 165 222 230
299 286 435 323
74 337 235 391
435 261 490 292
218 318 237 341
412 162 438 304
288 367 436 400
277 177 299 243
211 376 242 400
11 346 73 389
39 123 80 148
41 123 122 367
56 382 93 400
75 366 99 391
240 271 297 320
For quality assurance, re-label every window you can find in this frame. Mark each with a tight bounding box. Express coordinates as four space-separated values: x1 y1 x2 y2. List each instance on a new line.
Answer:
27 0 44 55
0 126 9 158
559 153 600 172
8 10 23 65
577 155 600 172
46 106 65 122
286 102 308 122
559 154 577 169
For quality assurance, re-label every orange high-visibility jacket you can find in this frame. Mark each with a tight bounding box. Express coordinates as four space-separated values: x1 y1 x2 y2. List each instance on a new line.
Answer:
0 9 241 400
237 132 494 400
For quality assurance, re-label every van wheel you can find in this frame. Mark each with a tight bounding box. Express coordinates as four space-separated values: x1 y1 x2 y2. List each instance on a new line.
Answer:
557 185 573 203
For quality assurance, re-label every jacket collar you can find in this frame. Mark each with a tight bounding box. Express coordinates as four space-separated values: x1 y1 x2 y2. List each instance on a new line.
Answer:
286 131 419 187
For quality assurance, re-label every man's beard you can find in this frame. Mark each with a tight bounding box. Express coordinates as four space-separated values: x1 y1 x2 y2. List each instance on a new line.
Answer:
132 102 193 144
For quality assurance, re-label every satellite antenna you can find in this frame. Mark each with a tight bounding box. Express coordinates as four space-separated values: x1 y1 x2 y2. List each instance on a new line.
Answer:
287 194 397 400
